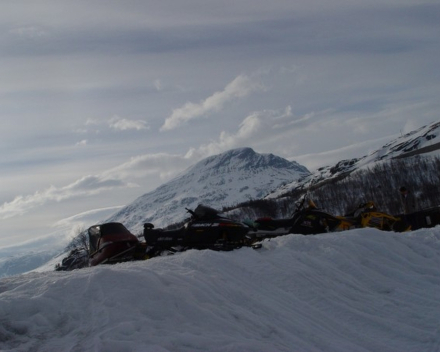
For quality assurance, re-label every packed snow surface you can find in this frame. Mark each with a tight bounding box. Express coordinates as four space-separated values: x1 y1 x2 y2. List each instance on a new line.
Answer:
1 227 440 352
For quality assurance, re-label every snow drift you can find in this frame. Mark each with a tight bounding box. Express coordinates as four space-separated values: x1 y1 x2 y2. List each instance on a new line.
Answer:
1 227 439 352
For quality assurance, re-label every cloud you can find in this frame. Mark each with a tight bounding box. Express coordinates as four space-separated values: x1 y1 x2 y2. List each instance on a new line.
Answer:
154 79 163 91
160 74 264 131
85 118 100 126
0 149 198 221
109 116 149 131
82 116 149 133
292 134 394 171
53 206 125 229
185 106 292 160
103 153 190 181
8 26 48 38
2 99 404 221
0 175 131 220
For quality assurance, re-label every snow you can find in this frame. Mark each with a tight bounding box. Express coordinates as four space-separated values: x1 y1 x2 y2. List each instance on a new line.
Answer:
1 227 439 352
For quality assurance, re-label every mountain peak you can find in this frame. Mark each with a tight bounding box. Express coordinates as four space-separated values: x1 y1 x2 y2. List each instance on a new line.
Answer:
193 147 308 173
106 148 309 232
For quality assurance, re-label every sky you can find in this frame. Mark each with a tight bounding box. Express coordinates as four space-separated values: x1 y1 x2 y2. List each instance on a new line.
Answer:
1 228 440 351
1 0 440 248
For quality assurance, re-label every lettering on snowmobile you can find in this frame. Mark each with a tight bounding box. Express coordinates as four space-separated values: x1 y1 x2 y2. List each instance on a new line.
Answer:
191 223 220 227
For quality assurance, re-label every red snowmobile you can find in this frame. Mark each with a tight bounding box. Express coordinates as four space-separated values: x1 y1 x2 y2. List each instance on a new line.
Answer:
88 222 144 266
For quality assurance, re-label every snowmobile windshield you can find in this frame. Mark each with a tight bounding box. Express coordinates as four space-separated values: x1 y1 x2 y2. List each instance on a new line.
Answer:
193 204 220 219
88 226 100 253
88 223 131 253
99 223 131 236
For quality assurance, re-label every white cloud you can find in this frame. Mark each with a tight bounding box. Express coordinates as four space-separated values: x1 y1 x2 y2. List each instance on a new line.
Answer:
154 79 163 91
53 206 125 228
0 176 132 220
82 116 149 133
109 116 149 131
0 151 195 221
85 118 100 126
161 74 264 131
185 107 291 160
103 153 190 181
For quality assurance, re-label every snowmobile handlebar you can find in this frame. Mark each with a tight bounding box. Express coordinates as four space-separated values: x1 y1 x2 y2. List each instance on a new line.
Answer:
295 195 307 212
185 208 196 217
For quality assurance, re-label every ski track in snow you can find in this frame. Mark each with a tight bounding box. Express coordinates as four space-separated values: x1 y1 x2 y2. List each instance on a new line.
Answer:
0 228 440 352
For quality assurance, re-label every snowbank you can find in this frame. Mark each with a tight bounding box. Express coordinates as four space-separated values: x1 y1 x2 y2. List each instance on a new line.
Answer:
1 228 439 352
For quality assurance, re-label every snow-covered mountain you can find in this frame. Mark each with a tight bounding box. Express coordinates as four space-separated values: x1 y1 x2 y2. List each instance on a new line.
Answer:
106 147 309 233
268 120 440 198
0 232 71 278
6 121 440 278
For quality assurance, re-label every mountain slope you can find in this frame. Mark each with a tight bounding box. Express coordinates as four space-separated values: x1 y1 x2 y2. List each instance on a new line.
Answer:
2 228 440 351
268 120 440 198
106 147 309 233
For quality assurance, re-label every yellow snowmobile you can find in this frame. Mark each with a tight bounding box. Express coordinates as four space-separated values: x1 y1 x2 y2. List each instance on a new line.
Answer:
339 201 410 232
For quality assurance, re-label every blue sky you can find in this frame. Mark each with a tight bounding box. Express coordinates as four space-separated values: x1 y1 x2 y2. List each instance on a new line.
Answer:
1 0 439 248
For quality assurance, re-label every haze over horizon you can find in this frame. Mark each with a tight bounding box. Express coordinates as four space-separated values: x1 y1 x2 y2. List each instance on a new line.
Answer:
1 0 439 248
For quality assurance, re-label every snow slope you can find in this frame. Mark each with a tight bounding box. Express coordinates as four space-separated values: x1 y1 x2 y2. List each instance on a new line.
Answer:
1 227 439 352
106 148 309 233
270 120 440 197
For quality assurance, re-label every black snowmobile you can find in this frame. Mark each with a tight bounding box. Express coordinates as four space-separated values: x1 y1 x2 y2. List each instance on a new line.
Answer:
143 204 252 257
246 197 350 239
55 248 89 271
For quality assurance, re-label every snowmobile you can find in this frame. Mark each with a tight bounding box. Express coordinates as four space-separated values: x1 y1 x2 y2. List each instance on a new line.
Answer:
246 197 352 240
341 201 410 232
55 248 89 271
88 222 146 266
396 205 440 231
143 204 252 258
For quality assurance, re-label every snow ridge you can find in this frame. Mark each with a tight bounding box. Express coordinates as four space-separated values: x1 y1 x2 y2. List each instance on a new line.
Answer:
268 120 440 198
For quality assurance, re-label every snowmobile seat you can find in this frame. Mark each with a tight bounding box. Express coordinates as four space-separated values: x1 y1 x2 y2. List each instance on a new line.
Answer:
255 217 294 230
143 223 186 247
